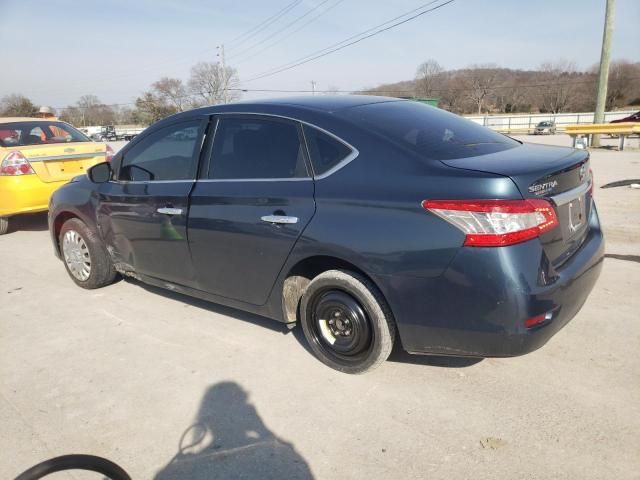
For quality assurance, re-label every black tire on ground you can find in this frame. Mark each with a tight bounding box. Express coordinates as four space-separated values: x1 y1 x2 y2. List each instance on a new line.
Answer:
59 218 118 289
0 216 9 235
300 269 396 374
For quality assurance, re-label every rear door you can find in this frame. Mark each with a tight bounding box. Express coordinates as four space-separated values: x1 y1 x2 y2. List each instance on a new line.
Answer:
188 114 316 305
97 119 205 286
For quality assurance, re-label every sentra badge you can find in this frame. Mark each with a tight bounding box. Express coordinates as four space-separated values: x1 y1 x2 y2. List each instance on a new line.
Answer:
528 180 558 195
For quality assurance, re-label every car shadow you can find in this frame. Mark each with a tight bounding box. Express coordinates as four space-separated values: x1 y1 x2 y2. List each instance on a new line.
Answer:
153 381 314 480
126 278 291 335
6 212 49 232
387 343 483 368
127 278 483 369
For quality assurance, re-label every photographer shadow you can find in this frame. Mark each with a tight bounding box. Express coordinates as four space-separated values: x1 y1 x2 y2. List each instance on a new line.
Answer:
154 382 314 480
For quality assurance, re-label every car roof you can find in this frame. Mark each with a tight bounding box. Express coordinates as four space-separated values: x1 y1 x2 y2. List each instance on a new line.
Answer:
187 95 405 116
232 95 402 112
0 117 58 124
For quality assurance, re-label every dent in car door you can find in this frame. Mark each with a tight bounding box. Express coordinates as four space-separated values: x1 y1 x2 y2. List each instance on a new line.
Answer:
97 119 205 287
188 115 315 305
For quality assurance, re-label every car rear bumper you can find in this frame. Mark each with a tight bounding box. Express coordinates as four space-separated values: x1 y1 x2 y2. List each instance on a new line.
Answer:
0 175 63 217
376 204 604 357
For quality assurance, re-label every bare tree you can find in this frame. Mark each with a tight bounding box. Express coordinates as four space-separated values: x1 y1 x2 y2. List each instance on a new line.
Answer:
415 59 443 97
462 66 498 114
152 77 189 112
60 106 83 125
605 60 640 109
66 95 117 126
438 73 466 113
188 62 240 106
132 92 177 125
323 85 341 95
0 94 37 117
537 60 578 113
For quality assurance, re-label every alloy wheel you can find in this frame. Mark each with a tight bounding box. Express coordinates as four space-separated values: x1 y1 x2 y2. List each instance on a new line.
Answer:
62 230 92 281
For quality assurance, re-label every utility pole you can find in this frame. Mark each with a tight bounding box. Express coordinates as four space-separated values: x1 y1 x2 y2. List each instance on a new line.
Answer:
592 0 615 147
311 80 316 96
218 44 228 104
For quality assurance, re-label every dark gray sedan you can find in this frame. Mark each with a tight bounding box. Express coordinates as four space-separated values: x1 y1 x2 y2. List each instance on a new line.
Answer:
48 96 603 373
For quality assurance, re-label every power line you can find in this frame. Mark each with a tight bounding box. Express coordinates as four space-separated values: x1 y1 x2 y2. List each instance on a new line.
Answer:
228 0 334 62
20 2 305 98
231 0 348 66
226 0 303 52
242 0 453 83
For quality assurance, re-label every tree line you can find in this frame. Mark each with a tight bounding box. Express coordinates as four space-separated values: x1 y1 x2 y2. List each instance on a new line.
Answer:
365 59 640 115
1 58 637 127
0 61 238 127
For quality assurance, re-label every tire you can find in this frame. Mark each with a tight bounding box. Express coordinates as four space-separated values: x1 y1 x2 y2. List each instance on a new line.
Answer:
59 218 118 289
300 270 396 374
0 216 9 235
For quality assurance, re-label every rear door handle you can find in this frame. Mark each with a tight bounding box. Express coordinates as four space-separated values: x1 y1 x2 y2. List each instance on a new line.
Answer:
157 207 183 215
261 215 298 225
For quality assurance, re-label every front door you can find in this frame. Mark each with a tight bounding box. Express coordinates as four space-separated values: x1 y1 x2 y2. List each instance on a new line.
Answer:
188 115 316 305
97 119 205 287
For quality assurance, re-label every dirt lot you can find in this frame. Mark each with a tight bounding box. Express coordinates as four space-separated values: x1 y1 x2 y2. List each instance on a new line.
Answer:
1 136 639 479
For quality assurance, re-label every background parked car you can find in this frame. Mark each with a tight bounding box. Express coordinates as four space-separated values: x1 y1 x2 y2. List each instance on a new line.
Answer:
533 120 557 135
0 118 112 235
609 111 640 123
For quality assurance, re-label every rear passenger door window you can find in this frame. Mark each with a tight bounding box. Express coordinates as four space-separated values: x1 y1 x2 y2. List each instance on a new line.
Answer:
302 124 354 177
119 121 202 182
209 116 309 179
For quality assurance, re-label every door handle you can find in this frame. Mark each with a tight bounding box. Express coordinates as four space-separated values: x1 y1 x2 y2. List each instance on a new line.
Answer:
261 215 299 225
157 207 183 215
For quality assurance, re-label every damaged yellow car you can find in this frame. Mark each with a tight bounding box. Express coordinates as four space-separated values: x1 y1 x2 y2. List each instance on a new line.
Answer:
0 118 113 234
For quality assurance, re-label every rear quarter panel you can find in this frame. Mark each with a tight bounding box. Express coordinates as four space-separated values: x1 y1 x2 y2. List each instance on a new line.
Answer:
269 136 523 316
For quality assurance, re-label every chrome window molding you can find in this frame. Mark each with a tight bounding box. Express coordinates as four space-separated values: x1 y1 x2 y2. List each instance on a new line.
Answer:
197 177 313 183
209 112 360 181
27 152 106 162
110 179 195 185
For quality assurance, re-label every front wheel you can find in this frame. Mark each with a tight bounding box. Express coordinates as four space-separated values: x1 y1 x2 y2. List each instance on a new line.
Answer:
59 218 118 289
300 270 396 374
0 216 9 235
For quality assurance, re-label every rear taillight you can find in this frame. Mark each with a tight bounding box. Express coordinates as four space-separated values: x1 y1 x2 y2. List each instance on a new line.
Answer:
0 151 34 176
422 199 559 247
105 144 114 162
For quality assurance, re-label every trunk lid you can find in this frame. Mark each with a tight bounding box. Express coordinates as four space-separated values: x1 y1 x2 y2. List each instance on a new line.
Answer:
21 142 107 183
441 143 592 266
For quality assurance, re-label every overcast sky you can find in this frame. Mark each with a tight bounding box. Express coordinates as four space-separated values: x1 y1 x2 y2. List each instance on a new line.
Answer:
1 0 638 109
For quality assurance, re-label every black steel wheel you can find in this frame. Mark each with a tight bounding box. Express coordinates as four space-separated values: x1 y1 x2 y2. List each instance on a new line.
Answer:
300 270 395 374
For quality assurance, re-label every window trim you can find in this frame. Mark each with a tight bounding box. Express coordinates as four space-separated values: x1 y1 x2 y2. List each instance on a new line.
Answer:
204 113 313 182
113 118 206 184
301 123 359 180
200 112 358 182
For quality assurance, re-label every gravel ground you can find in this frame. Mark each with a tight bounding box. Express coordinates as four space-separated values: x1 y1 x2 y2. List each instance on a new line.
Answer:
1 136 639 479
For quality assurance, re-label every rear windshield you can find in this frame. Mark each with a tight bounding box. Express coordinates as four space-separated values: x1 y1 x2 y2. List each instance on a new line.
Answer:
537 121 553 127
338 101 518 160
0 121 90 147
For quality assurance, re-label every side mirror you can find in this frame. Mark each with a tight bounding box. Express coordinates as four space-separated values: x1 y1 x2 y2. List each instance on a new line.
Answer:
87 162 112 183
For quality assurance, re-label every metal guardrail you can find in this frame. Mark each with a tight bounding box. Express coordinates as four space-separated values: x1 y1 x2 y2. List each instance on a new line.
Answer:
465 110 637 133
565 123 640 150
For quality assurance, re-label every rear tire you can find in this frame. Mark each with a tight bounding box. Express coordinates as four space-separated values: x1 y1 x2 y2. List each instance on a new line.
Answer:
59 218 117 289
0 217 9 235
300 270 396 374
